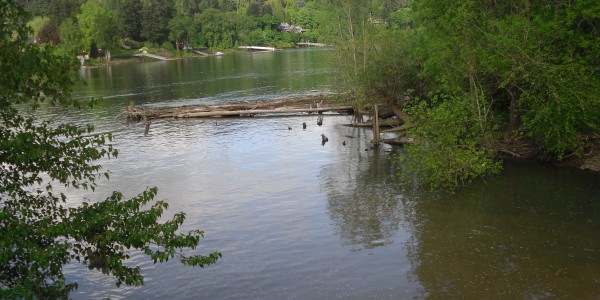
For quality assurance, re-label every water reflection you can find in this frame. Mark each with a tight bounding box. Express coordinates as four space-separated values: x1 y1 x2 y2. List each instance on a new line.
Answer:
74 49 334 108
321 126 405 249
406 160 600 298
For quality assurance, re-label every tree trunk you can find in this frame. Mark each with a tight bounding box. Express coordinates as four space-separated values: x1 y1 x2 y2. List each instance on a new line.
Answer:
347 7 357 77
348 118 403 127
508 86 521 141
361 11 366 71
373 104 380 146
386 99 409 125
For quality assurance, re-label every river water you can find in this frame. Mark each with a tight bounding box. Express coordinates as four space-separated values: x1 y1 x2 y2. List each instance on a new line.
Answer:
54 49 600 299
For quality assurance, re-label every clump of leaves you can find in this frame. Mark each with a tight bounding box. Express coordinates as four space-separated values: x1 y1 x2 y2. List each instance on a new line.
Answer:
395 94 502 191
0 1 220 298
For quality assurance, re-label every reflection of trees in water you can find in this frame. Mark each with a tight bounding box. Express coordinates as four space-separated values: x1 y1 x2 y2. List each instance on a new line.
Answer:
404 161 600 299
322 137 405 249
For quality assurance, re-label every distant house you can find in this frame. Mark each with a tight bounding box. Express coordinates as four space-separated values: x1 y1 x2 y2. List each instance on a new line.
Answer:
369 17 385 24
278 23 308 33
27 37 42 44
76 52 90 66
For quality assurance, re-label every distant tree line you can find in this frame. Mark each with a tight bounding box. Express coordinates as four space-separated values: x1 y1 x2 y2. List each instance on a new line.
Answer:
20 0 409 58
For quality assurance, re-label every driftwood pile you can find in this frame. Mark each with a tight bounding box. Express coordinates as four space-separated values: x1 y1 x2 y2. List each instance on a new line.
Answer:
125 96 353 120
342 105 418 146
125 95 418 146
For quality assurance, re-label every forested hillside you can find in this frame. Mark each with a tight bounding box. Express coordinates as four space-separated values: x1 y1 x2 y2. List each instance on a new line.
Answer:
20 0 409 58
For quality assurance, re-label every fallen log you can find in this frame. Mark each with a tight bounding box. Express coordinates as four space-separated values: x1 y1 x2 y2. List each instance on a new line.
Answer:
373 104 380 146
166 106 353 118
377 107 395 119
125 96 349 119
345 118 403 128
381 124 415 133
382 137 419 146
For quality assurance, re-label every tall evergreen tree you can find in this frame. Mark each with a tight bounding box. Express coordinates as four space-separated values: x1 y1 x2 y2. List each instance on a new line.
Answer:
117 0 143 40
141 0 174 43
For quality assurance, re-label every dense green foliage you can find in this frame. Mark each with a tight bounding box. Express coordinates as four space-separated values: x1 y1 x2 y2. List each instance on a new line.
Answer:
400 95 503 190
18 0 413 55
0 1 220 298
334 0 599 189
77 0 118 60
20 0 405 54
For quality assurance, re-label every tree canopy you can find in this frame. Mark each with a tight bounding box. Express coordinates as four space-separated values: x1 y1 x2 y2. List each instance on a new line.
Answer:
0 1 220 298
332 0 599 189
77 0 119 60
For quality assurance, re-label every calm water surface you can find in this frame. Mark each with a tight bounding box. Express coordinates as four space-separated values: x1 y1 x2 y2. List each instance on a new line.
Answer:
53 49 600 299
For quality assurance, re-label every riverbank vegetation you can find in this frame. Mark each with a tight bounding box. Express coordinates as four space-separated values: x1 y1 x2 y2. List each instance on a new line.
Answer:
333 0 599 190
1 1 220 298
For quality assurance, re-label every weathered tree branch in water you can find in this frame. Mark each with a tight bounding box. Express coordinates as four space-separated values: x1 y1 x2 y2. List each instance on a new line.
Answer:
381 124 416 133
167 106 353 118
373 104 380 146
345 118 403 128
382 137 419 145
387 99 410 125
125 96 353 119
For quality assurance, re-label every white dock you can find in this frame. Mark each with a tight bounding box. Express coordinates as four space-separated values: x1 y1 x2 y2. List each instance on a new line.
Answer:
133 53 173 61
238 46 277 52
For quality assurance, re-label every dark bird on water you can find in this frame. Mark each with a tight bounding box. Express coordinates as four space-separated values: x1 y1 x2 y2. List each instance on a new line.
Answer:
343 141 346 146
302 122 306 129
321 134 329 144
288 125 292 130
317 116 323 126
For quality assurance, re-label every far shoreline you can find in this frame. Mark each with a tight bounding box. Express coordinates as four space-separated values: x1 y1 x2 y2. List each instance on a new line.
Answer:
82 46 333 67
